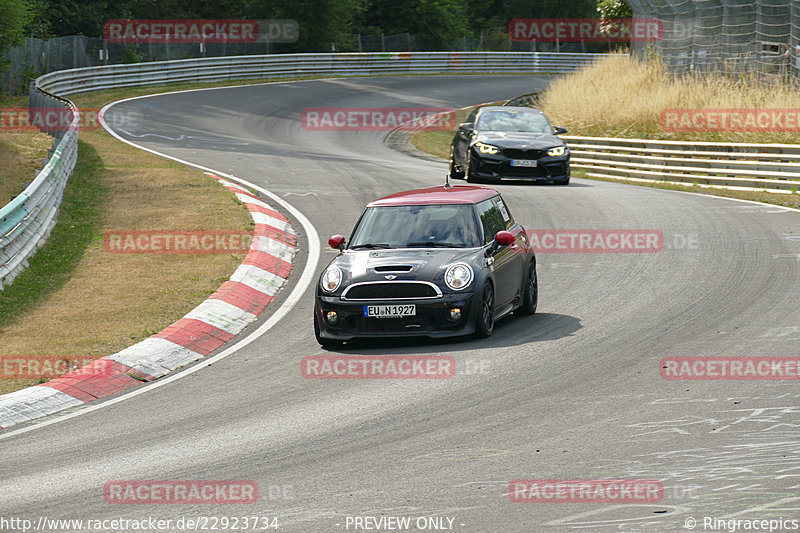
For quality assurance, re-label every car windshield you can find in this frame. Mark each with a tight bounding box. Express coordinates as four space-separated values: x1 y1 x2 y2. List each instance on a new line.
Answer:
477 109 552 133
349 204 481 249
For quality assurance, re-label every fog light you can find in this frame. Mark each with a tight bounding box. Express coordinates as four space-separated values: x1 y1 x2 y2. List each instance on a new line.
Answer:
450 308 462 320
326 311 338 324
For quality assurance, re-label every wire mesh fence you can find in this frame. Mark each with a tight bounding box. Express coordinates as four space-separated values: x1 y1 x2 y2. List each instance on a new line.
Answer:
627 0 800 80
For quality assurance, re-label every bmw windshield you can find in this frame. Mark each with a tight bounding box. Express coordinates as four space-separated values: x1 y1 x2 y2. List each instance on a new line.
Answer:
476 109 553 133
349 204 481 249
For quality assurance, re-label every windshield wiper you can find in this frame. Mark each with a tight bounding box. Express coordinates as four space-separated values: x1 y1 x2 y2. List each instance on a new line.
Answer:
350 243 391 249
406 241 462 248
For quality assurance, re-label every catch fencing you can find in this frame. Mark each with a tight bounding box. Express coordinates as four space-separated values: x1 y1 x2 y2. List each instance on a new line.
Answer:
626 0 800 80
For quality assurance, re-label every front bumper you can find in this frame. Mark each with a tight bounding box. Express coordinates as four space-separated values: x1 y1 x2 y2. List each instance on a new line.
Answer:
315 292 479 341
471 149 570 182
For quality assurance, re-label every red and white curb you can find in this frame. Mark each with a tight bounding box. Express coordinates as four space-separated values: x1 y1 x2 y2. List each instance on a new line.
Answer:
0 173 296 430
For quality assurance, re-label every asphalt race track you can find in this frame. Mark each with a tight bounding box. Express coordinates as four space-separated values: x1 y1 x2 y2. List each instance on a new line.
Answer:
1 75 800 532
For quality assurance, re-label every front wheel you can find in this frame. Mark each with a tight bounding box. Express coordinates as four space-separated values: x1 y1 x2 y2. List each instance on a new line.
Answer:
516 262 538 315
449 149 465 180
465 155 481 183
474 282 495 338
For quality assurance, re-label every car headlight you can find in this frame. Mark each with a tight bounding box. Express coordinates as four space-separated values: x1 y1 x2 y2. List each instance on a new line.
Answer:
444 263 474 291
320 266 342 293
547 146 567 157
475 142 499 155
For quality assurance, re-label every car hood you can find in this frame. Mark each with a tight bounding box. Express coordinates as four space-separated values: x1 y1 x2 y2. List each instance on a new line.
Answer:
474 131 565 149
331 248 481 285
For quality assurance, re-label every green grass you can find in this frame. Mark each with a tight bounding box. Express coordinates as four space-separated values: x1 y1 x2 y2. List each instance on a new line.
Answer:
410 130 454 160
0 140 107 328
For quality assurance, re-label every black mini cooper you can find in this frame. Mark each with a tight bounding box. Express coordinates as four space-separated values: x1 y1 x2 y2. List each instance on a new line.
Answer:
314 185 538 346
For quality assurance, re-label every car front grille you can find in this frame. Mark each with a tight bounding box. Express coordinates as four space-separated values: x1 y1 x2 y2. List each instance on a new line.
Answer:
502 148 545 159
348 315 435 332
341 282 440 300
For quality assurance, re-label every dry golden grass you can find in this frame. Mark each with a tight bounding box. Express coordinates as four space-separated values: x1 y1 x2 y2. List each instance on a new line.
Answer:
0 126 252 395
0 131 54 206
540 52 800 143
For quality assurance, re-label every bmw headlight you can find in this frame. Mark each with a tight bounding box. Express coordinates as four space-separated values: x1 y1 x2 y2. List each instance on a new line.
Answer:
547 146 567 157
444 263 474 291
475 142 499 155
320 266 342 293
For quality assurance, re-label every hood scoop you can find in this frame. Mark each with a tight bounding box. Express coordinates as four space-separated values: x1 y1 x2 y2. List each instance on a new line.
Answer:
374 265 414 272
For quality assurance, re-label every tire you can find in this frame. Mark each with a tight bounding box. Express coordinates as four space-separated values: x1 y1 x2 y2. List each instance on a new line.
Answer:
474 282 495 338
516 262 538 315
449 150 465 180
465 155 481 183
554 177 570 185
315 312 343 348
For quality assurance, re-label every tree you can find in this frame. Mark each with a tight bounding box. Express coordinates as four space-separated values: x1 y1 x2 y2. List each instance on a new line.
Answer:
597 0 632 19
361 0 469 50
0 0 33 52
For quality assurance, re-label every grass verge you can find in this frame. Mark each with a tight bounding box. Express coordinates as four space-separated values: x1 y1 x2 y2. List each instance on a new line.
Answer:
411 53 800 209
0 89 254 395
0 131 54 206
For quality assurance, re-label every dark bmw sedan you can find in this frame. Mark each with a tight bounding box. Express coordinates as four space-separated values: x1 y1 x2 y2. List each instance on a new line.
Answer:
449 105 570 185
314 185 538 346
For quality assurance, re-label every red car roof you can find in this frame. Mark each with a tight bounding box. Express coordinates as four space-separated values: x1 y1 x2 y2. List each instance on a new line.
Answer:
368 185 499 207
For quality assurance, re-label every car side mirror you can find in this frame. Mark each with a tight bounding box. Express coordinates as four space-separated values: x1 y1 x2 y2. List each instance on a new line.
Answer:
458 122 474 132
554 126 567 135
495 231 515 247
328 235 345 250
487 230 515 256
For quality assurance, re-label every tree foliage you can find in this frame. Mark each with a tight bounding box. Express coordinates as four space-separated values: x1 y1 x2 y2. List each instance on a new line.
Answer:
0 0 33 53
597 0 633 19
18 0 608 52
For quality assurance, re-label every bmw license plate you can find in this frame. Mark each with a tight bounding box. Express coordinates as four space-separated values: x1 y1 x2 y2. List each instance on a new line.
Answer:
511 160 538 167
363 304 416 318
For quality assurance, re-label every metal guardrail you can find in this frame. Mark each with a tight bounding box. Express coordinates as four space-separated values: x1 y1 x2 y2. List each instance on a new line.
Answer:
35 51 606 95
565 136 800 193
505 91 800 194
0 87 79 289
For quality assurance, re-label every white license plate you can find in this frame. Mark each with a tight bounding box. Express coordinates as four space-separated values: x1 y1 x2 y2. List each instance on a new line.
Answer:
363 304 416 318
511 159 538 167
